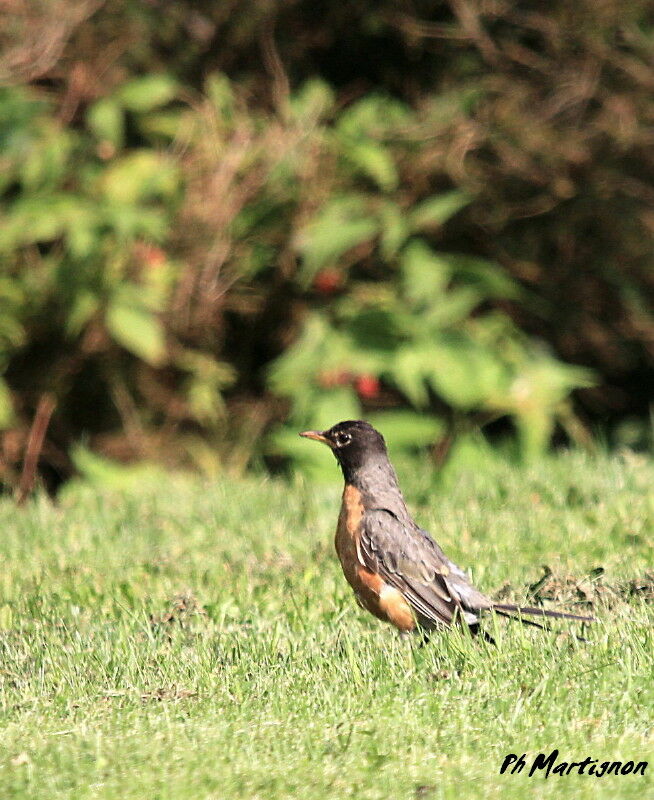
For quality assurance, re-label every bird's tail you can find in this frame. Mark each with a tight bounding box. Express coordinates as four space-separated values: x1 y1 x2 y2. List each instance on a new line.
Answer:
491 603 595 623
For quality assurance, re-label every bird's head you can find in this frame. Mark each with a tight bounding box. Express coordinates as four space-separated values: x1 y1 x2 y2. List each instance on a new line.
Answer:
299 420 388 480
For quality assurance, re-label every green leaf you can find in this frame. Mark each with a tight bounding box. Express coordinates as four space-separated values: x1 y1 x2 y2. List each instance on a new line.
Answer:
87 99 124 148
341 140 398 191
0 195 96 252
366 411 444 450
296 196 378 283
309 387 361 432
100 151 180 205
445 254 520 299
497 354 595 413
112 280 165 314
423 287 482 328
175 349 235 385
0 285 24 344
425 336 508 409
19 124 72 191
136 111 183 141
66 291 99 337
390 347 430 408
400 240 451 305
103 206 168 241
186 380 225 424
290 79 335 122
514 408 554 462
268 314 331 397
0 378 14 428
379 202 409 260
408 191 470 231
391 336 508 410
205 72 235 121
106 286 166 365
116 74 178 112
346 309 404 351
336 95 410 138
268 313 361 420
176 349 235 425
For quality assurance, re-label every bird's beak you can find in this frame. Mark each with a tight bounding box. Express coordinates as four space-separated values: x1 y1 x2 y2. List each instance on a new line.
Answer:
299 430 331 446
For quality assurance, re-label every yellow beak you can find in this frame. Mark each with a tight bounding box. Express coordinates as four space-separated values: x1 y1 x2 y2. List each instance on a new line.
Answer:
299 430 331 445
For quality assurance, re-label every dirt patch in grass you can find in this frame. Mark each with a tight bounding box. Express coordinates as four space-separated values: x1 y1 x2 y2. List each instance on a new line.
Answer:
493 567 654 613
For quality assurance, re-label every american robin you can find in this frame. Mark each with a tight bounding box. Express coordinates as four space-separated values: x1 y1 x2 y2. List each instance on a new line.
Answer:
300 420 594 637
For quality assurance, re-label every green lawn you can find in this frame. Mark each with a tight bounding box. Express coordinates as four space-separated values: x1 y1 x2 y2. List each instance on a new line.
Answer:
0 450 653 799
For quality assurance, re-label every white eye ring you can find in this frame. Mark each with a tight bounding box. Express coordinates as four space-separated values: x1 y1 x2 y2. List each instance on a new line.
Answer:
336 433 351 447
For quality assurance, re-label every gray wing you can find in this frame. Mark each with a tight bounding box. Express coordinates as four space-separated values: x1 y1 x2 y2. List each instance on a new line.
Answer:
358 508 491 629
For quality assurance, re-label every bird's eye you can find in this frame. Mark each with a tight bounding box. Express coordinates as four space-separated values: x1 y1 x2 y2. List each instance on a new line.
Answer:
335 432 351 447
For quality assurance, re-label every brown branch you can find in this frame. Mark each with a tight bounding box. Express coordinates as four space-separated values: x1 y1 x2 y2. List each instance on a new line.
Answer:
0 0 104 85
431 430 456 471
16 393 56 505
448 0 500 65
259 27 290 117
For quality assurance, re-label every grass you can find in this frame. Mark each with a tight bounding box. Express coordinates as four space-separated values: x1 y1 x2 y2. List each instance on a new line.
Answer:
0 449 653 799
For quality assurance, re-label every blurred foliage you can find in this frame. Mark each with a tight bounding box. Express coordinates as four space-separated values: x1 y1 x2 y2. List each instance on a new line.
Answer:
0 0 653 490
0 80 235 489
266 96 593 473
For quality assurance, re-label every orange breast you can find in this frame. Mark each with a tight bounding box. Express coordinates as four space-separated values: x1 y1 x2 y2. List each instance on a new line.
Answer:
335 485 415 632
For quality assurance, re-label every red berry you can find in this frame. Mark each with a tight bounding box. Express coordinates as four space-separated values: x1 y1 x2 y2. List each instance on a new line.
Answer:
135 242 167 269
313 269 342 294
355 374 380 399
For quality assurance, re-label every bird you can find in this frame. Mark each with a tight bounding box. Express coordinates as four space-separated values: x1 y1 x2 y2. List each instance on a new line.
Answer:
300 420 594 639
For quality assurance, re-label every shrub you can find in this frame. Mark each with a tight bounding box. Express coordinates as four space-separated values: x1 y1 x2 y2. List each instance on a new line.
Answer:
2 0 653 491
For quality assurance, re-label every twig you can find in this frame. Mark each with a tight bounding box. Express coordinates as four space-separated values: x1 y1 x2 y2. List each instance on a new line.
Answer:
0 0 105 85
432 430 455 471
259 27 290 118
17 393 56 505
